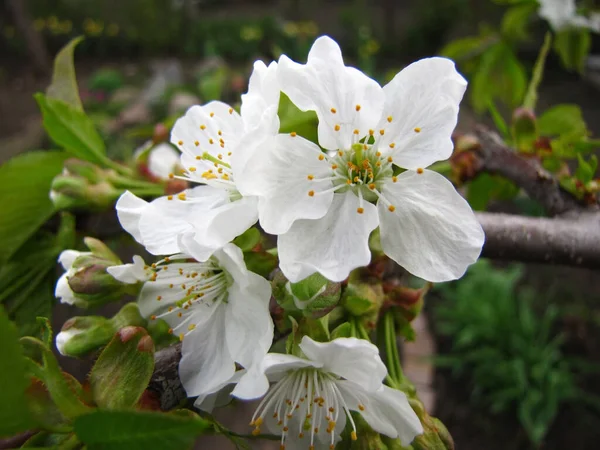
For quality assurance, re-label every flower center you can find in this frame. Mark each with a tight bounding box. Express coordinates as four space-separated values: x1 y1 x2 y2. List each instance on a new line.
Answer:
250 368 360 450
330 143 393 202
146 255 231 341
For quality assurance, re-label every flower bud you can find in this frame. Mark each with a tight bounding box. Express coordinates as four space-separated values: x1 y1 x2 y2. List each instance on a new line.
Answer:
56 303 147 357
512 107 538 153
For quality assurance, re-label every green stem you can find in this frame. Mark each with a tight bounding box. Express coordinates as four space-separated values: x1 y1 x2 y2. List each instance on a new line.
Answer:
384 312 402 384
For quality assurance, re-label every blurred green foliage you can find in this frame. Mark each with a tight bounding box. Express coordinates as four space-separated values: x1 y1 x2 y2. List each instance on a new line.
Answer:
433 260 579 445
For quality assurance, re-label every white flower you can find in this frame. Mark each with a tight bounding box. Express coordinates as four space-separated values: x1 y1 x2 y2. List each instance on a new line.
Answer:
55 327 85 355
134 142 181 180
238 336 423 450
106 255 151 283
121 243 274 398
116 61 280 261
55 250 91 305
237 36 484 283
538 0 600 32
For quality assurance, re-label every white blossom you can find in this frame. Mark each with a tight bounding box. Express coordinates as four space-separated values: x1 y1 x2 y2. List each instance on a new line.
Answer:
538 0 600 32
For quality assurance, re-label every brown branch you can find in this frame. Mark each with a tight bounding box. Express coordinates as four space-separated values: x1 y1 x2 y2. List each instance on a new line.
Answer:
477 211 600 268
472 125 589 216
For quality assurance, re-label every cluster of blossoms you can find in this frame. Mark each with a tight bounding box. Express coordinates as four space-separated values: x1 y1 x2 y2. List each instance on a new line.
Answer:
538 0 600 32
56 36 485 448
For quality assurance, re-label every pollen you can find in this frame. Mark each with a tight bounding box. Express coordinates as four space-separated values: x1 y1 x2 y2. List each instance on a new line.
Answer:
188 167 196 172
387 156 393 163
387 116 393 123
392 176 398 183
417 167 424 174
338 150 344 156
156 295 162 301
229 108 233 114
376 151 382 157
177 140 183 146
369 129 374 136
355 104 361 111
188 324 196 331
228 152 232 156
217 153 223 160
209 139 214 144
290 131 297 137
150 315 157 320
220 143 225 148
389 143 396 149
195 155 202 160
218 130 222 136
334 124 340 131
179 333 184 342
200 124 206 130
331 164 338 169
358 404 365 411
194 140 199 146
388 205 396 212
353 129 359 135
414 127 421 133
307 174 314 180
318 154 325 161
357 207 364 214
167 195 173 200
168 328 173 334
210 112 215 117
330 107 337 113
177 193 186 200
368 183 375 190
308 190 315 197
168 173 174 179
379 129 385 135
351 431 358 441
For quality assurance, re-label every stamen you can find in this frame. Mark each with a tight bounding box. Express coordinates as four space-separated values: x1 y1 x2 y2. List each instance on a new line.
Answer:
417 168 424 174
355 104 361 111
330 107 337 114
414 127 421 133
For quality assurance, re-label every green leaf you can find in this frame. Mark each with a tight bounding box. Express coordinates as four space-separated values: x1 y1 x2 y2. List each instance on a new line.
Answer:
523 33 552 110
232 227 261 252
538 104 587 138
74 410 211 450
468 173 519 211
47 37 84 111
501 3 537 42
439 34 498 64
554 27 591 73
0 308 35 437
35 94 108 166
89 327 154 409
575 154 597 184
278 93 318 144
0 151 68 263
471 43 527 113
331 322 352 339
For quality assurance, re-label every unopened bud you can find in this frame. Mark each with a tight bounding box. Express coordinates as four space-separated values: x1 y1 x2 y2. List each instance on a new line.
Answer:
512 107 538 153
50 167 119 211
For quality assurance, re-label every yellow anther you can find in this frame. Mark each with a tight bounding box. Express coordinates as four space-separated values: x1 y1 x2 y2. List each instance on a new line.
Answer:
217 153 223 160
375 161 381 167
195 155 202 160
177 140 183 146
353 129 359 135
334 124 340 131
228 151 232 156
168 328 173 334
329 407 335 412
331 164 338 169
169 283 174 288
220 143 225 148
222 173 229 180
178 193 186 200
150 315 157 320
387 116 393 123
355 104 361 111
330 107 337 113
379 129 385 135
368 183 375 190
210 112 215 117
338 150 344 156
388 205 396 212
218 168 223 173
387 156 393 163
218 130 222 136
417 167 424 174
369 129 374 136
318 154 325 161
188 324 196 331
229 108 233 114
389 143 396 149
168 173 174 179
179 333 184 342
189 167 196 172
392 176 398 183
283 426 289 432
209 139 214 144
202 171 217 180
351 431 358 441
314 428 319 433
156 295 162 301
200 124 206 130
346 179 352 185
308 190 315 197
251 428 261 436
414 127 421 133
307 174 314 180
376 151 382 157
298 433 304 438
290 131 297 137
357 207 364 214
194 140 199 146
280 445 285 450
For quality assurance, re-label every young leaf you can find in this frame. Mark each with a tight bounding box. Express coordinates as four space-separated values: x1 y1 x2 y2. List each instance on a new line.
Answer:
89 327 155 410
0 151 68 263
35 94 108 166
47 37 84 111
538 104 587 138
0 308 35 437
501 2 537 42
554 28 591 73
74 410 211 450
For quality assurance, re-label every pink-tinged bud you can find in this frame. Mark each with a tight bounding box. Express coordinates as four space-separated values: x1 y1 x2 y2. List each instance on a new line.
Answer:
152 123 169 144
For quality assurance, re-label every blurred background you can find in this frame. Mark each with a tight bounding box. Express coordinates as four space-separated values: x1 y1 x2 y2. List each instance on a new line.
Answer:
1 0 600 449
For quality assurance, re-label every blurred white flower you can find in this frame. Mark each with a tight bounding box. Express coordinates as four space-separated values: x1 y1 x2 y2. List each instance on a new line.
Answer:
539 0 600 32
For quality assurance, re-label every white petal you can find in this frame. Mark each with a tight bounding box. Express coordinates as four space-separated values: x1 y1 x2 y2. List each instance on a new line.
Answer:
138 186 229 256
179 305 236 397
377 58 467 169
180 197 258 262
55 273 76 305
299 337 386 391
115 191 149 243
147 143 180 179
278 191 379 282
379 170 484 282
107 255 148 284
278 36 384 150
337 381 423 443
225 272 273 369
58 250 84 270
241 60 280 131
171 101 242 179
237 133 334 234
